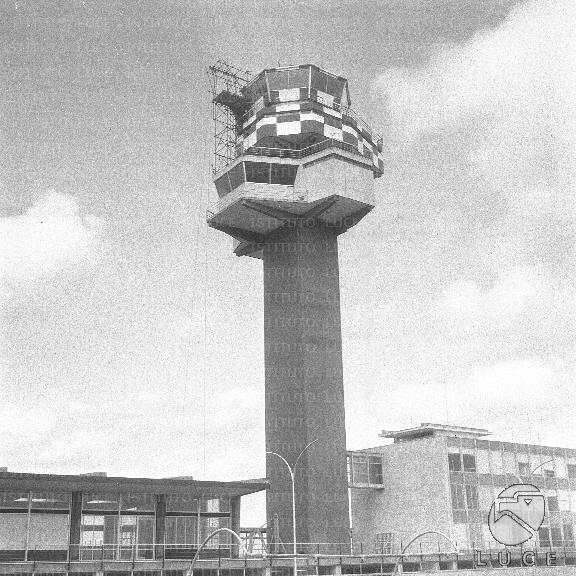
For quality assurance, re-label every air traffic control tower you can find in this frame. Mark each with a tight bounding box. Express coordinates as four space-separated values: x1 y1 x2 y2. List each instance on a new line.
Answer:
207 62 383 549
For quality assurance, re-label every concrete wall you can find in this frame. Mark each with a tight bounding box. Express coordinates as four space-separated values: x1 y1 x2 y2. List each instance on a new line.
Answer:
351 437 453 553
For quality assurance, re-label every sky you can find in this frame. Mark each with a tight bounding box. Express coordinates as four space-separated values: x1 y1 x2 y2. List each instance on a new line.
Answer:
1 0 575 525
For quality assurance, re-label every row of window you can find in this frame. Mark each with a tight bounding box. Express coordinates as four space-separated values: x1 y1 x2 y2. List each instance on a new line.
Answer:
215 162 299 196
448 452 576 478
0 492 228 513
80 514 230 548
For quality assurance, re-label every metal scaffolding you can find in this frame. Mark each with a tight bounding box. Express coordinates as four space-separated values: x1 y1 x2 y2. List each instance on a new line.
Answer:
207 60 254 174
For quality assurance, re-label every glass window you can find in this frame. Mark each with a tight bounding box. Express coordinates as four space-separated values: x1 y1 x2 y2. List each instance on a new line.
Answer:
538 526 551 548
369 456 383 485
563 524 574 546
83 493 120 511
267 70 290 91
518 461 531 476
28 514 70 549
0 492 29 509
551 525 563 546
227 162 245 190
165 516 197 545
0 513 28 549
243 75 267 103
451 484 465 509
120 493 155 512
311 70 328 92
466 485 479 510
214 174 231 196
287 68 309 90
200 516 230 545
462 454 476 473
448 453 462 472
81 514 118 546
352 455 369 484
137 517 154 559
375 532 393 554
166 494 198 513
245 162 270 184
202 498 220 513
547 496 559 512
567 464 576 478
544 469 555 478
270 163 297 185
30 492 70 510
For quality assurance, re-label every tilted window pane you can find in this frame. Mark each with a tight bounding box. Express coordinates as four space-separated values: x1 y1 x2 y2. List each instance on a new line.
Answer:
120 493 155 512
0 513 28 549
83 493 120 511
166 493 198 513
0 492 29 509
227 163 245 190
287 68 309 90
267 70 290 91
31 492 70 510
270 163 297 185
245 162 270 184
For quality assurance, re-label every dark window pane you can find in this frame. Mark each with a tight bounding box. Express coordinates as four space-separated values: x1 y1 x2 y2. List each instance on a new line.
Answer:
538 527 550 547
31 492 70 510
166 494 197 513
551 525 563 546
369 456 383 484
448 453 462 472
563 524 574 545
121 493 155 512
287 68 309 89
567 464 576 478
311 70 328 92
547 497 559 512
267 70 290 91
518 462 530 475
83 493 120 511
227 163 245 190
214 174 231 196
0 492 29 508
245 162 270 184
463 454 477 473
270 164 297 185
466 485 479 510
243 74 267 102
544 469 555 478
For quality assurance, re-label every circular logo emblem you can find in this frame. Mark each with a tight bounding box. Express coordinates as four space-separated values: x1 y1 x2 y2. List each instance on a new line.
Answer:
488 484 545 546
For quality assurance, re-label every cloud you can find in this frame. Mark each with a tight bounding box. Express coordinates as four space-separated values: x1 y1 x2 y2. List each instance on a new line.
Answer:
375 0 576 221
0 191 102 289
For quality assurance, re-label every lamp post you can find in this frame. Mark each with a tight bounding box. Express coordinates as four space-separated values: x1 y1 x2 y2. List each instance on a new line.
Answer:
267 438 319 576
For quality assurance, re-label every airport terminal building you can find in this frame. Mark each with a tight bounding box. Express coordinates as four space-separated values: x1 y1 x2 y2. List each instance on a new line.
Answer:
0 470 266 563
349 423 576 554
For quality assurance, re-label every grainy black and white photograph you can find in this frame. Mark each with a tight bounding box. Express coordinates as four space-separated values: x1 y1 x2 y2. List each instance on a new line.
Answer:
1 0 575 572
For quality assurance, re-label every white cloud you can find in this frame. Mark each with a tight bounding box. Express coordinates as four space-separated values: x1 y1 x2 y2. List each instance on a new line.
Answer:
375 0 576 220
0 191 102 287
434 267 550 332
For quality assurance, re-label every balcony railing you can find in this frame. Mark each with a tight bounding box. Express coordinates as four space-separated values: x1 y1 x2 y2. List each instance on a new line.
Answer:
243 137 364 161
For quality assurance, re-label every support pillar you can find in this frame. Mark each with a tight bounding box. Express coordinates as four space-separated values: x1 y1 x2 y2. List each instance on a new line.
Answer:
263 221 350 549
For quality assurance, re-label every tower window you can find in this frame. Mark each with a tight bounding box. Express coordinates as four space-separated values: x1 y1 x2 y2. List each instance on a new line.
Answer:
448 453 462 472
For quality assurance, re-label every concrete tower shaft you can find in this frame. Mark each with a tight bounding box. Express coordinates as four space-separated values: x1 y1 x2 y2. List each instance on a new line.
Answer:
263 222 349 547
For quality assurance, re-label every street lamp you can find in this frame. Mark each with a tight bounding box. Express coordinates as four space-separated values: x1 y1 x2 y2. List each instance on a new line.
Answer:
267 438 319 576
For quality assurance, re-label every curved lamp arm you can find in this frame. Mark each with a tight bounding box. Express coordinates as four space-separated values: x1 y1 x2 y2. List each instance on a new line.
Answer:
186 528 247 576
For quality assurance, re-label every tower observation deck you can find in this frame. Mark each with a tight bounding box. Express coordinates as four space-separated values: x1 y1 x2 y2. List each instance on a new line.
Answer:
207 62 383 549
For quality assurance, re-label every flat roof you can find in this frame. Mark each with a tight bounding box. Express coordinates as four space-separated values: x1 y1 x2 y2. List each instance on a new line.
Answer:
0 471 268 497
380 423 491 441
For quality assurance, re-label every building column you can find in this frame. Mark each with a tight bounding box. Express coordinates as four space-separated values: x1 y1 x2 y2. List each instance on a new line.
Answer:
68 492 82 561
155 495 166 560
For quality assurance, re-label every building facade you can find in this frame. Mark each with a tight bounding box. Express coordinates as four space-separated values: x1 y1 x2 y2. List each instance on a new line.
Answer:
0 470 266 562
349 423 576 554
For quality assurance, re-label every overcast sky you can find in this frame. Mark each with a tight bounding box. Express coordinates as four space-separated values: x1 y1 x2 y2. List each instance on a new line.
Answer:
1 0 575 524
